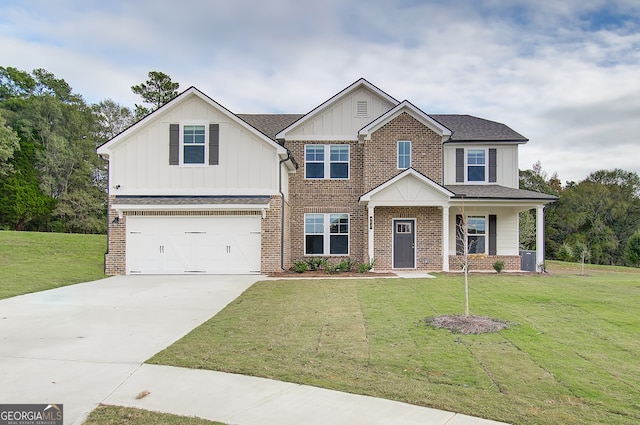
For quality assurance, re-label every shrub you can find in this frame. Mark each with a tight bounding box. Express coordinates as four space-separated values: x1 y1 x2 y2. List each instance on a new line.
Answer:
323 261 339 274
493 260 505 273
305 257 326 271
292 260 308 273
337 258 353 272
358 258 375 273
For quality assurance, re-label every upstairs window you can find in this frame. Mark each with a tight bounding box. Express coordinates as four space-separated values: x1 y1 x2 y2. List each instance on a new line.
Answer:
183 125 206 164
467 149 486 182
398 140 411 169
305 145 350 179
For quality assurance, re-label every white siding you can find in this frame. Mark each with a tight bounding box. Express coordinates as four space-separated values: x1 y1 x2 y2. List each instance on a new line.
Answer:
287 87 396 140
443 144 519 188
447 207 520 255
108 95 280 195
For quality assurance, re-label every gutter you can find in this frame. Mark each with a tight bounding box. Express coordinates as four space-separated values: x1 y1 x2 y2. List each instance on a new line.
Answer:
278 149 293 271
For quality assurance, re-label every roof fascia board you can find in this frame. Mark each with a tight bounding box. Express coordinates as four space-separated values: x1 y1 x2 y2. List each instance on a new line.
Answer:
97 86 287 156
358 101 452 141
275 78 399 140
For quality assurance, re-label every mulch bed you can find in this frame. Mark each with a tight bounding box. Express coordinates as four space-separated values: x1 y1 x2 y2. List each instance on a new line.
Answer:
425 315 510 334
267 270 397 278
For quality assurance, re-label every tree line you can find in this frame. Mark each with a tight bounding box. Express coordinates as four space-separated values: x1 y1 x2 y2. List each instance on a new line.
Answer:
1 66 639 266
520 163 640 267
0 67 178 233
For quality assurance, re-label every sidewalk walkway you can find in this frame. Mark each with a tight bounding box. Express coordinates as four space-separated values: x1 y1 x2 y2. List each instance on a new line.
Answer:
104 364 509 425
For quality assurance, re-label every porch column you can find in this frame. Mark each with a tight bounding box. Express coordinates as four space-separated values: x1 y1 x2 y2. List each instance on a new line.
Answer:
536 205 545 272
368 205 375 269
442 206 450 271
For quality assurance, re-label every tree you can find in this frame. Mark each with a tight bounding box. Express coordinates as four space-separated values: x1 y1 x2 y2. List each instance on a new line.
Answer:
626 232 640 267
546 169 640 265
0 67 106 233
0 113 20 175
131 71 179 120
93 99 134 142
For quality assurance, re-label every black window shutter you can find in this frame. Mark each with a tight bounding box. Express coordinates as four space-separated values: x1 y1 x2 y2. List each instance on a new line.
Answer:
489 214 497 255
456 148 464 182
209 123 219 165
489 148 497 183
169 124 179 165
456 214 464 255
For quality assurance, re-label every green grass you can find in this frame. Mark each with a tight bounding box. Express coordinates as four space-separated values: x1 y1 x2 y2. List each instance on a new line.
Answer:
83 405 225 425
150 264 640 425
0 230 106 299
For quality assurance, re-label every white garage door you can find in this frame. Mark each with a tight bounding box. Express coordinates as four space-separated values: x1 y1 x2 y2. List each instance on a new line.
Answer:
126 216 261 274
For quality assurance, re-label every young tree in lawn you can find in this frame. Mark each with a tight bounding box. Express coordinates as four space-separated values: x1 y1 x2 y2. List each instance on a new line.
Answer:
131 71 180 121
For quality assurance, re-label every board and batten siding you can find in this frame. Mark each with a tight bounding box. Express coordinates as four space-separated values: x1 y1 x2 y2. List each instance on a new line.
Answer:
442 144 519 188
447 207 520 256
108 96 281 195
286 87 396 140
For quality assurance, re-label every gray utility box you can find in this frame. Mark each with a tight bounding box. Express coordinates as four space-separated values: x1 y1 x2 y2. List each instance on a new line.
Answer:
520 250 536 272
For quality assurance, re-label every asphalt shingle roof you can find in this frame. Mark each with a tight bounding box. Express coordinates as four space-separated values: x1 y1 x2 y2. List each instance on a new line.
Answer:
237 112 526 143
238 114 304 140
113 196 271 205
445 185 557 200
430 115 528 142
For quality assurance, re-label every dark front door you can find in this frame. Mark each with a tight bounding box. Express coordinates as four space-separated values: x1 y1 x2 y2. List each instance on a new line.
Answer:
393 219 415 268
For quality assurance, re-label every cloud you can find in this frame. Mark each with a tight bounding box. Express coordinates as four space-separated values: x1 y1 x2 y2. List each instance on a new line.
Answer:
0 0 639 182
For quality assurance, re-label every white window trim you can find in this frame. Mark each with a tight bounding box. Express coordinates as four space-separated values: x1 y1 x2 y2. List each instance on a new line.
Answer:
304 144 350 180
179 122 209 167
466 214 487 255
465 148 488 183
304 213 350 256
397 140 411 169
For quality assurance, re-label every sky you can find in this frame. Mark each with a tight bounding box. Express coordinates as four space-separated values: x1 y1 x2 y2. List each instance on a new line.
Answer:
1 0 639 184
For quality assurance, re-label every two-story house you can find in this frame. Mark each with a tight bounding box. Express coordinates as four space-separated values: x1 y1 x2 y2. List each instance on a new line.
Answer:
97 78 556 275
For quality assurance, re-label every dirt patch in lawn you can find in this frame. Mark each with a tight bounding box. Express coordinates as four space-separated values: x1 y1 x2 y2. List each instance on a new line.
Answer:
425 315 510 334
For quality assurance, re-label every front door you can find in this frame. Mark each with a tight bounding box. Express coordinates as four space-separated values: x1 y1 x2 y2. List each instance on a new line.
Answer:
393 219 415 268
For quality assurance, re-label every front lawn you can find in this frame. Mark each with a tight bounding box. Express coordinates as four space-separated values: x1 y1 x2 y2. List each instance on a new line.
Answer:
84 405 224 425
149 265 640 425
0 230 106 299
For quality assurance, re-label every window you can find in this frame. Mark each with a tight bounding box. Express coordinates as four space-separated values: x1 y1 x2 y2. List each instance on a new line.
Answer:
398 140 411 169
183 124 206 164
467 216 486 254
305 213 349 255
305 145 349 179
467 149 486 182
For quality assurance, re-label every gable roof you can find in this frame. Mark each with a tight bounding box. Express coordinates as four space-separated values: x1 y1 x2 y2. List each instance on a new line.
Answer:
358 100 452 141
275 78 399 140
432 115 528 142
360 168 454 204
97 87 288 157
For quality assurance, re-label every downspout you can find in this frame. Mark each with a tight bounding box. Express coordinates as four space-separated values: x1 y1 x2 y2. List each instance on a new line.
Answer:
98 154 109 274
278 149 292 271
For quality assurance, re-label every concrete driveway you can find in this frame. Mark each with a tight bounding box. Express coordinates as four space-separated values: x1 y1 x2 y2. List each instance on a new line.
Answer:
0 274 259 424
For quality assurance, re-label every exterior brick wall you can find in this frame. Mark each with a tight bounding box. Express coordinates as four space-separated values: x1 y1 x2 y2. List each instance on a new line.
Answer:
261 195 287 273
373 206 443 271
448 255 522 272
104 195 126 275
363 112 443 192
287 140 367 266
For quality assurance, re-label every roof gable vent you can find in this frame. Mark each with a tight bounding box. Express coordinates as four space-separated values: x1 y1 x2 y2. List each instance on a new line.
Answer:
355 100 369 117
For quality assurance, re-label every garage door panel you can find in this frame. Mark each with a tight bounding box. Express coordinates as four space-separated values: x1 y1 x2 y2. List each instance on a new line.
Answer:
126 216 261 275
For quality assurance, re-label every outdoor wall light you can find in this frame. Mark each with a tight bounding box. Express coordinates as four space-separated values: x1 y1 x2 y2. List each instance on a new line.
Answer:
111 217 120 225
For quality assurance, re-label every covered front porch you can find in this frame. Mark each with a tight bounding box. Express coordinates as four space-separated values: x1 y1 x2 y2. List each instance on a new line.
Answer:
360 169 552 272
